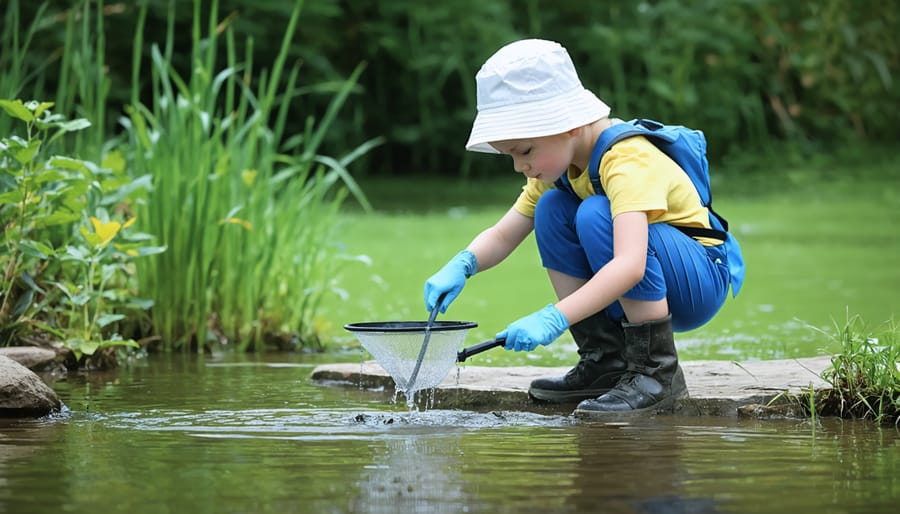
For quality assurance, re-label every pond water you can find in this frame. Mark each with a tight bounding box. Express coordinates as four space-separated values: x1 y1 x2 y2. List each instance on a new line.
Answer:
2 353 898 514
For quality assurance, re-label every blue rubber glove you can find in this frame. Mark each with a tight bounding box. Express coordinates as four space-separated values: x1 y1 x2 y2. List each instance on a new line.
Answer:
423 250 478 313
498 304 570 352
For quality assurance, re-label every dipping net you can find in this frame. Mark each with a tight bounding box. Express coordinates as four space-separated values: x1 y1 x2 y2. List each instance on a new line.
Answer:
344 321 477 392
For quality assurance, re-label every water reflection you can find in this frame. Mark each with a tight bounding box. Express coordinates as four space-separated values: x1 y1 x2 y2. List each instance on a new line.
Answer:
566 421 717 514
350 435 468 514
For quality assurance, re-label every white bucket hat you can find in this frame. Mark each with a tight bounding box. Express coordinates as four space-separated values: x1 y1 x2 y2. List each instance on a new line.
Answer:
465 39 611 153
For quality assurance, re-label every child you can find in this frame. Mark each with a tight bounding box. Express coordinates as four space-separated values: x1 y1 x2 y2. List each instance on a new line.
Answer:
423 39 740 418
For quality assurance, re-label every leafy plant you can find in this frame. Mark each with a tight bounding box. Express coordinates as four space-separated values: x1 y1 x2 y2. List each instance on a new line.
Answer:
0 99 162 363
53 210 164 361
0 99 88 337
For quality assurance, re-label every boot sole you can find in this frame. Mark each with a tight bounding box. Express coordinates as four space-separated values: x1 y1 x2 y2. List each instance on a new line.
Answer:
528 387 612 403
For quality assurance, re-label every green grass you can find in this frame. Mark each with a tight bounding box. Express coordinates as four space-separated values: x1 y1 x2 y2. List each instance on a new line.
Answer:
819 313 900 424
319 153 900 366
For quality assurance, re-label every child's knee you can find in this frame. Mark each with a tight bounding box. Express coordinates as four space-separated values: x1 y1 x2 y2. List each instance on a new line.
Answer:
576 195 613 226
535 189 579 234
574 195 614 244
535 189 577 215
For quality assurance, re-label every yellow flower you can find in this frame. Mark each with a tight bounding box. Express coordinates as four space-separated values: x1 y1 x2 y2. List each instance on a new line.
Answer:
88 216 135 248
90 217 121 247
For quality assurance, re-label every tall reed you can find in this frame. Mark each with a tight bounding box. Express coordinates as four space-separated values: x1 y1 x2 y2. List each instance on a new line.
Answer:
54 0 110 157
124 0 376 350
0 0 48 135
2 0 115 161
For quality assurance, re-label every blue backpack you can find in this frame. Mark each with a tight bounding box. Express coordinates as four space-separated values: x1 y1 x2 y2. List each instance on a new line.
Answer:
554 118 745 297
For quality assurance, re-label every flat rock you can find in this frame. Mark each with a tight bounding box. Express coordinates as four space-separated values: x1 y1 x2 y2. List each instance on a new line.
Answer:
0 346 58 370
311 356 832 416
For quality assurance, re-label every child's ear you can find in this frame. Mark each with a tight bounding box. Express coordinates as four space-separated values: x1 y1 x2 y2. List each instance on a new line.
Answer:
567 126 583 137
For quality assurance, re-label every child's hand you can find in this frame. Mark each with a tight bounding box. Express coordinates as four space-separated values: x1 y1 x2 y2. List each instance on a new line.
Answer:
423 250 478 313
498 304 569 352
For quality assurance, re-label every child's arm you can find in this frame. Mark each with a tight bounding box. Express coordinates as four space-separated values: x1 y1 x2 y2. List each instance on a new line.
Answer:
465 207 534 273
424 207 533 313
556 211 653 323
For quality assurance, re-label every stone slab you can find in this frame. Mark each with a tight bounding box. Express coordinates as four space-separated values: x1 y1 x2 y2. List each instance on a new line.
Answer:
310 356 832 416
0 347 58 370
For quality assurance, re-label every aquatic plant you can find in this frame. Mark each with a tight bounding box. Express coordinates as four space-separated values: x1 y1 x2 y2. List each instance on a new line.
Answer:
123 0 377 351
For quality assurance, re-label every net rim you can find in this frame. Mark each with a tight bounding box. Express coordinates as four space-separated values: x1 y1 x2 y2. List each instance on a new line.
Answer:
344 321 477 333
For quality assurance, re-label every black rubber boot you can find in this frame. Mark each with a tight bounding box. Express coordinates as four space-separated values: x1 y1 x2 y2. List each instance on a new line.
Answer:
573 315 688 418
528 311 627 403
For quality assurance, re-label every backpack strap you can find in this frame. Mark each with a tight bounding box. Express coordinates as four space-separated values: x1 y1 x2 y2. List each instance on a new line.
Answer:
553 122 644 195
589 124 649 188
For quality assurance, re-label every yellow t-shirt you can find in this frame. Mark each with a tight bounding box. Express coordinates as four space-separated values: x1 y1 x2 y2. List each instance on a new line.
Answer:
512 136 720 246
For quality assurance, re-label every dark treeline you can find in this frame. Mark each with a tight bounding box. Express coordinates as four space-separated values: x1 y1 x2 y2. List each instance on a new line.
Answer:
7 0 899 178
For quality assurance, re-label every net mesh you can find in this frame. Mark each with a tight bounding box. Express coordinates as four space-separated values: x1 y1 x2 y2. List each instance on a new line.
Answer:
351 327 472 392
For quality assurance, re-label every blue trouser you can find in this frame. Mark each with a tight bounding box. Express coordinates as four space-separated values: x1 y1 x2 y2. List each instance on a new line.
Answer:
534 189 730 332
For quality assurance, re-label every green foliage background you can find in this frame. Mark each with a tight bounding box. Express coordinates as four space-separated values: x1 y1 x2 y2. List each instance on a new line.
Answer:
8 0 898 178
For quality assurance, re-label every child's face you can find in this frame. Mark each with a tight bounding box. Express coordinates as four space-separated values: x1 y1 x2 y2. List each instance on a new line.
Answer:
490 133 575 183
